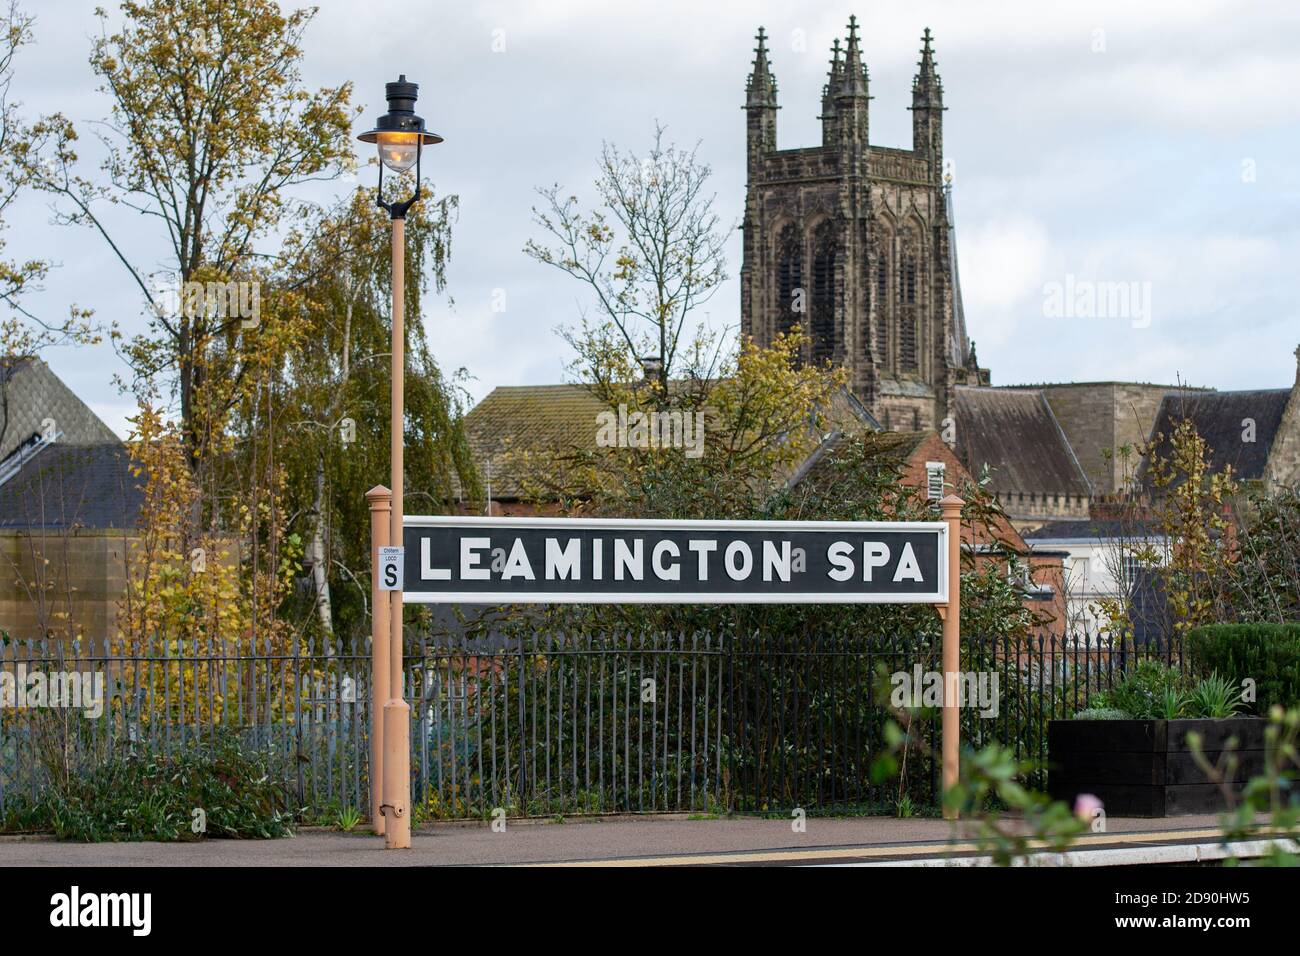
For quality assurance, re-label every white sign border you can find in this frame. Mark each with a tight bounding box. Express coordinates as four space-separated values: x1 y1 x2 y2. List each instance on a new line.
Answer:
400 515 949 606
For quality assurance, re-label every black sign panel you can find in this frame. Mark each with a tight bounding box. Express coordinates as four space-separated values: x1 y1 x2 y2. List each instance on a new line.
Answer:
400 517 948 604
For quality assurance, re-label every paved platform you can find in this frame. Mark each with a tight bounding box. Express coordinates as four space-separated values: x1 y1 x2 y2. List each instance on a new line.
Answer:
0 813 1261 866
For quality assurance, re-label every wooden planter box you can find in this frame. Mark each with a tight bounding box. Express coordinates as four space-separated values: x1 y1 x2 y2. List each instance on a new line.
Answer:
1047 718 1265 817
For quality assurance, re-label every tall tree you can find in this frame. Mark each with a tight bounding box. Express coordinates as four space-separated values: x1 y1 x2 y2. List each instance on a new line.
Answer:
0 2 102 452
28 0 356 470
525 123 729 393
252 187 478 641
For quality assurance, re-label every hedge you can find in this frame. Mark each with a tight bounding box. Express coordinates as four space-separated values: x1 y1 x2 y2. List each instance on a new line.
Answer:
1185 623 1300 712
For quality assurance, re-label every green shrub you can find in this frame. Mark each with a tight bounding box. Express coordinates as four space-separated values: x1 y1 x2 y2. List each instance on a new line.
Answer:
1155 686 1190 719
1072 707 1134 720
0 734 294 842
1091 661 1190 719
1083 662 1252 720
1187 671 1245 718
1186 623 1300 712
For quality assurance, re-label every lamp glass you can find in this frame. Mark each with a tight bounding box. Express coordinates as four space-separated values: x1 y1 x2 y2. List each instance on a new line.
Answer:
377 132 419 172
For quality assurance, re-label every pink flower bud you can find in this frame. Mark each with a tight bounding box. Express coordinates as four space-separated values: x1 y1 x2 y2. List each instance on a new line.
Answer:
1074 793 1102 822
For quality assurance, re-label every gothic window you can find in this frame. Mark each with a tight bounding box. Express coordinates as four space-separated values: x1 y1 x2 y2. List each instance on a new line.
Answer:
902 257 917 305
810 220 837 366
898 237 920 373
875 254 888 371
899 313 917 372
775 224 803 338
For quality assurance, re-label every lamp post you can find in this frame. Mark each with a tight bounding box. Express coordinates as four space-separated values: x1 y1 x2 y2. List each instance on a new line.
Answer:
359 75 442 850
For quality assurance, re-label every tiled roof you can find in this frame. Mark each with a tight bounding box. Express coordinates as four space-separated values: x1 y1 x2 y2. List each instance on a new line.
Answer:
462 384 609 499
463 381 879 501
952 386 1091 497
0 356 119 461
0 443 143 529
1139 388 1291 486
786 429 927 489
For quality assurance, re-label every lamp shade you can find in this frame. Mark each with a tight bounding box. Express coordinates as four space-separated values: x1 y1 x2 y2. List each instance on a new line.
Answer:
358 75 443 157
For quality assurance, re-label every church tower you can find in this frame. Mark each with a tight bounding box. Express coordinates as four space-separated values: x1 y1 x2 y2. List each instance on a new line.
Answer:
740 20 987 431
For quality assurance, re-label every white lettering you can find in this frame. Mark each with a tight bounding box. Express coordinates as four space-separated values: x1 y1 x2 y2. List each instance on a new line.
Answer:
460 537 491 580
651 540 681 581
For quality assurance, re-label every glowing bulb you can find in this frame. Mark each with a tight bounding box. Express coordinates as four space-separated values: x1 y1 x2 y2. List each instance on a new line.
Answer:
377 132 419 173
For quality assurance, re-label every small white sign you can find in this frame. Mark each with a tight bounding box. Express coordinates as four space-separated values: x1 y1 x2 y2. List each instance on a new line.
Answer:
378 546 404 591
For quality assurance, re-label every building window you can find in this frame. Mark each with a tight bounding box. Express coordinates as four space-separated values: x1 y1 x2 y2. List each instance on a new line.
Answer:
775 223 802 339
1122 555 1146 582
874 252 889 368
925 461 945 501
898 246 920 373
810 220 837 366
900 314 917 373
901 256 917 305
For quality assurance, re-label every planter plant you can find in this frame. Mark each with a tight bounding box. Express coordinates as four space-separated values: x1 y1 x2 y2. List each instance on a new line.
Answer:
1048 662 1262 817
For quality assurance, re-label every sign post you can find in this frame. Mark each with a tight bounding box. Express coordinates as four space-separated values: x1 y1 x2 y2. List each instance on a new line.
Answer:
939 495 963 818
365 486 391 836
373 506 964 845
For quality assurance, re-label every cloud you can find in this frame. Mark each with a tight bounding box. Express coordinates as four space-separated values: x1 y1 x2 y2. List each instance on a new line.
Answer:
957 217 1050 347
5 0 1299 434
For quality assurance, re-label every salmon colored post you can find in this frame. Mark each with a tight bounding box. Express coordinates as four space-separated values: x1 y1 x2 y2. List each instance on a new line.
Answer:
366 486 391 835
359 75 441 849
383 215 412 849
938 494 964 820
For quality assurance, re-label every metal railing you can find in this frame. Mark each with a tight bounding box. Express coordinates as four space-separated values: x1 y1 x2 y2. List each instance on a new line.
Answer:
0 630 1184 820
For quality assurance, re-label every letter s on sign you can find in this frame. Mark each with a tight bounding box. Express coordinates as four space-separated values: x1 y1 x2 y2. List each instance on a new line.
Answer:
827 541 853 582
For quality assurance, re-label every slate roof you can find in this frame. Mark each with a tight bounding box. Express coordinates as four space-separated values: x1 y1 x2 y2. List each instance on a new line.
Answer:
1138 388 1291 487
952 386 1091 498
0 357 119 461
0 442 143 529
785 429 926 489
1023 518 1162 541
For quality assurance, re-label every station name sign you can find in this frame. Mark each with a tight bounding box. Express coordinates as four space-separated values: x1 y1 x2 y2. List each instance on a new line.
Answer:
400 516 948 604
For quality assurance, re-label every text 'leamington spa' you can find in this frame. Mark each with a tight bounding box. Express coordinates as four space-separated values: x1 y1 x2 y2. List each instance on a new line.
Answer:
417 535 927 584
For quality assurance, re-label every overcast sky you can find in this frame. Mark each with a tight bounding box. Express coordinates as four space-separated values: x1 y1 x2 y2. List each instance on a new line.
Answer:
7 0 1300 437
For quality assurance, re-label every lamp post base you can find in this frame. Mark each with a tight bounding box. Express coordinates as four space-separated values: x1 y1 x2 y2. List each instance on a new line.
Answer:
381 699 411 849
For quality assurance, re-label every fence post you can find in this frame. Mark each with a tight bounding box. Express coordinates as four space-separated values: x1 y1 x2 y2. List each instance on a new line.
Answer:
367 485 392 835
939 495 964 820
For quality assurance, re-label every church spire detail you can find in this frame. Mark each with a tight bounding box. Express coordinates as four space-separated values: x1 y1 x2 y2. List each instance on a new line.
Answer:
819 38 844 142
745 27 778 166
910 27 944 161
838 16 868 97
745 26 777 108
912 27 942 105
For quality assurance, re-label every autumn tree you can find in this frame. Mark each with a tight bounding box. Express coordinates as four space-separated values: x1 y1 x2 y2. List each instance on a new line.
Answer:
0 2 102 450
1097 418 1240 643
252 187 478 641
509 329 845 519
525 123 729 393
27 0 356 471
